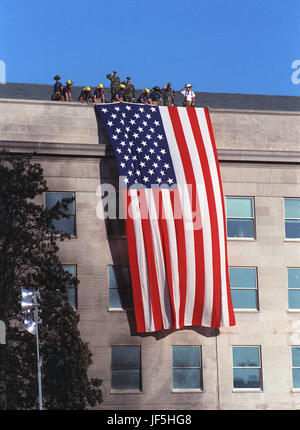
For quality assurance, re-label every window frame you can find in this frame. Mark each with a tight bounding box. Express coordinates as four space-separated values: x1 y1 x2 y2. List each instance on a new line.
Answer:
108 265 133 312
232 345 263 392
284 198 300 241
226 196 256 240
172 345 203 393
110 345 142 393
229 266 259 312
62 263 78 310
45 191 76 237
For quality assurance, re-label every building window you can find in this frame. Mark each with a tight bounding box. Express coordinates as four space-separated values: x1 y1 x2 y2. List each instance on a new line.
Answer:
108 266 133 310
232 346 262 390
287 268 300 310
111 346 141 391
172 346 202 390
285 199 300 239
229 267 258 310
226 197 255 238
45 192 76 235
291 347 300 389
62 264 78 310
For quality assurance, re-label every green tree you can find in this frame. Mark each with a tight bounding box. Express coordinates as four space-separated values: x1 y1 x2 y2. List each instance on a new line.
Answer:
0 151 102 410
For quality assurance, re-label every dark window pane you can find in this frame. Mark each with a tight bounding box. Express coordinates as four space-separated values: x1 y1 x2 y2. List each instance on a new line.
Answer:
229 268 256 288
109 288 123 309
288 269 300 289
52 215 75 235
45 192 74 213
288 290 300 309
285 220 300 239
233 368 261 388
62 265 76 278
111 370 141 390
292 347 300 367
285 199 300 219
173 346 200 368
231 290 257 309
111 346 140 369
66 287 77 309
226 198 253 218
233 347 260 367
227 219 254 238
292 369 300 389
173 369 201 389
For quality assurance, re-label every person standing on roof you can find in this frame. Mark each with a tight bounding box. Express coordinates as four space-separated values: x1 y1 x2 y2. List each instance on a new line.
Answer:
78 87 93 103
106 70 120 102
137 88 150 104
62 80 73 102
179 84 195 107
51 75 63 101
161 82 175 106
113 84 125 102
94 84 105 103
123 76 135 102
149 86 164 106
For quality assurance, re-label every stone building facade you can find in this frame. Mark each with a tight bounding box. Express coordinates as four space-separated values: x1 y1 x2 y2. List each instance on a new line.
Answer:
0 95 300 410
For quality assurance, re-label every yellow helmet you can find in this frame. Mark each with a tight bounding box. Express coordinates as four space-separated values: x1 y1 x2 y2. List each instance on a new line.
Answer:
97 84 103 88
84 86 91 92
66 80 73 86
144 88 150 93
120 84 125 89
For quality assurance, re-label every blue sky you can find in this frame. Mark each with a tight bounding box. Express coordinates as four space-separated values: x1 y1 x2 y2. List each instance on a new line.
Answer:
1 0 299 95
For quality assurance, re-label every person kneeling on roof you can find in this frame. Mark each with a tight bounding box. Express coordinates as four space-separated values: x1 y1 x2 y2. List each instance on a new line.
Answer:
94 84 105 103
78 87 93 103
62 80 73 102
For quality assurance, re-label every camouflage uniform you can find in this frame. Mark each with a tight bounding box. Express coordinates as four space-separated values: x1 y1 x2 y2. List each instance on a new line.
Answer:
123 80 135 102
162 87 175 106
106 72 121 101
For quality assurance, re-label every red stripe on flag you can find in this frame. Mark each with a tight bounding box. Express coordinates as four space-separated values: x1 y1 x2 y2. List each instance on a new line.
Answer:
123 190 146 333
152 189 177 329
187 108 222 327
168 107 205 326
138 189 164 331
204 108 235 326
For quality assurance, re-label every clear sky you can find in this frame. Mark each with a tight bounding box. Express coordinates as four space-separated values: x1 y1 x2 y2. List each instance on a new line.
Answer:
1 0 299 96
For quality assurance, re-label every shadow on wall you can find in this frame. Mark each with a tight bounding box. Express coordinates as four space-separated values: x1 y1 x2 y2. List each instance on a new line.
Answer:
95 107 219 340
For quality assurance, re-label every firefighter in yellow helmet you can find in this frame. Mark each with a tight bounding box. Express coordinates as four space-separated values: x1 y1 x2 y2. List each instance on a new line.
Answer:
137 88 150 104
78 86 93 103
112 83 125 102
62 80 73 102
94 84 105 104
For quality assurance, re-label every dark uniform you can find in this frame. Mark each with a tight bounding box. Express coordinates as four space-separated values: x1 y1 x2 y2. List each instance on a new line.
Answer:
51 75 63 101
149 87 163 106
62 81 73 102
113 87 125 102
137 89 150 104
94 86 105 103
161 84 175 106
78 88 93 103
106 71 120 101
123 77 135 102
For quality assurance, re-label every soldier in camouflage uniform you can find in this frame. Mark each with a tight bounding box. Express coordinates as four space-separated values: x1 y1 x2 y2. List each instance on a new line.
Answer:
123 76 135 102
161 83 175 106
106 70 120 102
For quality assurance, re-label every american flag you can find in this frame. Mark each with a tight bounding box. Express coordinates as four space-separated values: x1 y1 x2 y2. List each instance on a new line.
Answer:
97 102 235 333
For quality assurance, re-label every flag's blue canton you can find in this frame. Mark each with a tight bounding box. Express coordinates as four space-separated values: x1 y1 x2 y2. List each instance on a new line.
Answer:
97 103 177 189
